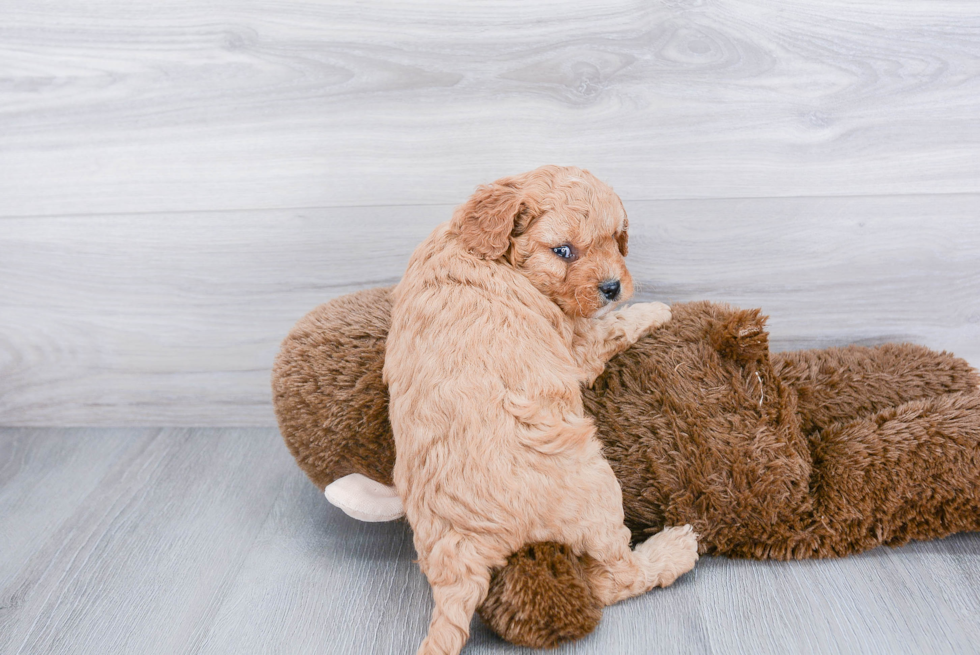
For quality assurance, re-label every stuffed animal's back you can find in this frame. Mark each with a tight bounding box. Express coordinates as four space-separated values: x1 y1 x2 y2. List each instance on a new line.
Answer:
584 302 817 558
273 289 980 560
272 286 396 490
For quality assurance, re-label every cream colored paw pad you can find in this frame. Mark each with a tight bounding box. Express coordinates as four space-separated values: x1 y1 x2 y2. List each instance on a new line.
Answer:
324 473 405 522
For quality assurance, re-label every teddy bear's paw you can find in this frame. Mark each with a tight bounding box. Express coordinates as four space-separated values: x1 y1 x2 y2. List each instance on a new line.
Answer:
635 524 699 588
324 473 405 522
619 302 672 342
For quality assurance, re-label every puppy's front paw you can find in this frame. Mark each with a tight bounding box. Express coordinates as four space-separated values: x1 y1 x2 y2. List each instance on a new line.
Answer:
636 524 699 587
618 302 672 342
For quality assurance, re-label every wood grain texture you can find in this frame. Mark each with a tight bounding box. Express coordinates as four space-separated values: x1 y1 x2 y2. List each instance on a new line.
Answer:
0 428 977 654
2 3 977 651
0 428 291 655
1 195 977 426
1 0 979 216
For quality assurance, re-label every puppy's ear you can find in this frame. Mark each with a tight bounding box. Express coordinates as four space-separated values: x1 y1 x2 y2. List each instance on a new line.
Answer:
452 178 538 260
616 216 629 257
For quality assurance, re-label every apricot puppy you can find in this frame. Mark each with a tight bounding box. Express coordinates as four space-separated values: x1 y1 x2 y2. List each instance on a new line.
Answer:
384 165 698 655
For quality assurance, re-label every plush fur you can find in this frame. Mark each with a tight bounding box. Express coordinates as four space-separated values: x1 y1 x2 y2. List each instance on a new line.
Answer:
274 286 395 490
382 166 697 655
273 287 980 649
479 542 601 648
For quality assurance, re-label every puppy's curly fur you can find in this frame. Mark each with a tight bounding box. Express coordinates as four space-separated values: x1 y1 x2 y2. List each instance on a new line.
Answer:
383 165 698 655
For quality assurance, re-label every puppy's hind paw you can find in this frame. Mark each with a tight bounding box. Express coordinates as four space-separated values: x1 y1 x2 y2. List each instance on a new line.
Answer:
635 524 699 588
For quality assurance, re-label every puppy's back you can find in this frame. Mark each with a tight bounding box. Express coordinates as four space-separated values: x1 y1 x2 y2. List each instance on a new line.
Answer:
384 223 584 530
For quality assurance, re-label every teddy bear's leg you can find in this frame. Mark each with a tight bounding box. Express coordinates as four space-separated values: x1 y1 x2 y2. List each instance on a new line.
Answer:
807 390 980 556
477 542 603 648
773 343 979 435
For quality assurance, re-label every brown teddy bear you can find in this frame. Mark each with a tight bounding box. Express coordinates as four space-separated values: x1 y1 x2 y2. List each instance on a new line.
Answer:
272 286 980 649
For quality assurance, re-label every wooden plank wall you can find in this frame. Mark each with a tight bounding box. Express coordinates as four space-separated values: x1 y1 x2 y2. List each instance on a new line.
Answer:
1 0 978 426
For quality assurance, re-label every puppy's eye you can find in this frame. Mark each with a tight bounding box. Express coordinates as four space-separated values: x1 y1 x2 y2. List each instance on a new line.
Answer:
552 245 574 260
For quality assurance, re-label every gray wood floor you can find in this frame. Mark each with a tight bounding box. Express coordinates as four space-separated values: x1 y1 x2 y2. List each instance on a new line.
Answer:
1 428 978 655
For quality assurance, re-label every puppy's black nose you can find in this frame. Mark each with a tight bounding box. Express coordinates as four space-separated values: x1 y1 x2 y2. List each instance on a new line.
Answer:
599 279 621 301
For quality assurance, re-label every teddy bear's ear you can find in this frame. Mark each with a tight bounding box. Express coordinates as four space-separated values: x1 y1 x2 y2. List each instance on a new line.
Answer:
451 172 543 260
708 308 770 365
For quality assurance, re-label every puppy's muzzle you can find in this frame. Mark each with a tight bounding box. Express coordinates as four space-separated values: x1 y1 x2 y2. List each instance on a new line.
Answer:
599 279 621 302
